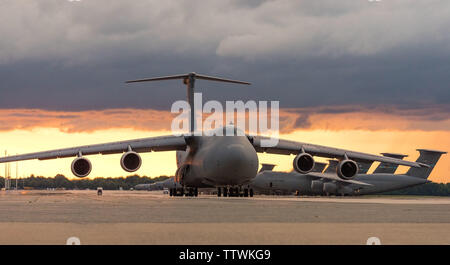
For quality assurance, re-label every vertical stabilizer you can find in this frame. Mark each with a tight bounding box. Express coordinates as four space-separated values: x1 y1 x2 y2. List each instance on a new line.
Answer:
406 149 446 179
324 160 339 173
373 153 408 174
311 162 327 173
259 163 276 173
357 160 373 174
126 73 250 133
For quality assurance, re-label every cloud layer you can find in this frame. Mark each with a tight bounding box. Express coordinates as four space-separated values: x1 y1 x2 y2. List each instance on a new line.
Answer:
1 104 449 133
0 0 449 113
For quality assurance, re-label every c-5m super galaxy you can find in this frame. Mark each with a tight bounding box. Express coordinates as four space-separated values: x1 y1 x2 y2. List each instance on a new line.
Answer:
0 72 430 197
251 149 446 196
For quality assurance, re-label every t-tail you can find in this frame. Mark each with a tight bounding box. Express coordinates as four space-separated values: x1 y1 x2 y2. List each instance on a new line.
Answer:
406 149 447 179
373 153 408 174
126 72 250 133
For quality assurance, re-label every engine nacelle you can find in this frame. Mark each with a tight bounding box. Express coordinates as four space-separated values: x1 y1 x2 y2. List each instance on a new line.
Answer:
120 151 142 172
336 159 359 180
293 153 315 174
71 157 92 178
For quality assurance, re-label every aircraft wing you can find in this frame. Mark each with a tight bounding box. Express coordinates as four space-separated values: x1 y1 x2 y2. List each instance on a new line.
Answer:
251 136 427 168
0 135 186 163
308 172 372 186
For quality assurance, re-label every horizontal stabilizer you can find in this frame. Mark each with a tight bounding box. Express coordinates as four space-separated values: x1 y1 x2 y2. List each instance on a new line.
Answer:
406 149 447 179
126 72 251 85
373 153 408 174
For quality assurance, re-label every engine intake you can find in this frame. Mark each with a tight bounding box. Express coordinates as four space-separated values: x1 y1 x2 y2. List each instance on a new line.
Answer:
71 157 92 178
293 153 315 174
120 151 142 172
337 159 359 180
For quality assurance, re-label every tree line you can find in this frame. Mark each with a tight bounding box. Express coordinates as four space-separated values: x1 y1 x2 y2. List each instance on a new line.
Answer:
0 174 170 190
0 175 449 196
382 182 450 196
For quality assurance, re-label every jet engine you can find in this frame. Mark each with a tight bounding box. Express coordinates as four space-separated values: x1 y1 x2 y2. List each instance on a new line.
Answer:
336 159 359 180
71 157 92 178
293 153 315 174
120 151 142 172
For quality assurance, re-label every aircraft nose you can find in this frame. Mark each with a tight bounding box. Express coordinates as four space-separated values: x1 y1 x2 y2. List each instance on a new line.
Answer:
204 143 258 186
223 144 248 166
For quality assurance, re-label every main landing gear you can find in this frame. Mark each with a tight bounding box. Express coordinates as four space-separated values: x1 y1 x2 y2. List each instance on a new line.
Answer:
169 187 198 197
217 187 253 197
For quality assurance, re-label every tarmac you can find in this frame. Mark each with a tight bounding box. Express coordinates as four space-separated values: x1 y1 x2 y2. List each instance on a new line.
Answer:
0 190 449 245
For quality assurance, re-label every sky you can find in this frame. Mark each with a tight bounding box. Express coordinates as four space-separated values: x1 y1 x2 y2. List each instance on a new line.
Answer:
0 0 449 183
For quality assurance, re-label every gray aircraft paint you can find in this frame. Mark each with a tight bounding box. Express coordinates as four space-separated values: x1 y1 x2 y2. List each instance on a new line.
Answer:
251 149 445 196
259 163 276 173
0 73 429 192
406 149 447 178
288 161 326 174
324 160 339 174
179 127 258 187
311 162 327 173
135 178 179 191
373 153 408 174
356 160 373 174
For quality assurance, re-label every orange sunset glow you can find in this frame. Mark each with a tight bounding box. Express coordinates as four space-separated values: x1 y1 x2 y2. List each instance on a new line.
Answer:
0 107 448 183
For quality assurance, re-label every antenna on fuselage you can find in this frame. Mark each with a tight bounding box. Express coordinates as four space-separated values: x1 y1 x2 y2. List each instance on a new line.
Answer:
126 72 251 133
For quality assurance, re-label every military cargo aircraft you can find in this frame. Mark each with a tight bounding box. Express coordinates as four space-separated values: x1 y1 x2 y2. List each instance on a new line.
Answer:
251 149 446 196
0 73 429 197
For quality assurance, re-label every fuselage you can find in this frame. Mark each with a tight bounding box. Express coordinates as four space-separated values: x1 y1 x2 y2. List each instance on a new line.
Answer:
135 178 180 191
175 127 259 188
251 171 429 196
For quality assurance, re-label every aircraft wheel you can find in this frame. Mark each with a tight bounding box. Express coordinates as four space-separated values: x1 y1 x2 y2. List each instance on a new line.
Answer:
223 187 228 197
217 187 222 197
194 188 198 197
169 188 173 197
249 189 254 197
244 188 249 197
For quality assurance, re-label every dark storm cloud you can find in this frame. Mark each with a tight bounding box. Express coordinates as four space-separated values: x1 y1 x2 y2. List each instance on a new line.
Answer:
0 0 449 118
293 114 311 128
